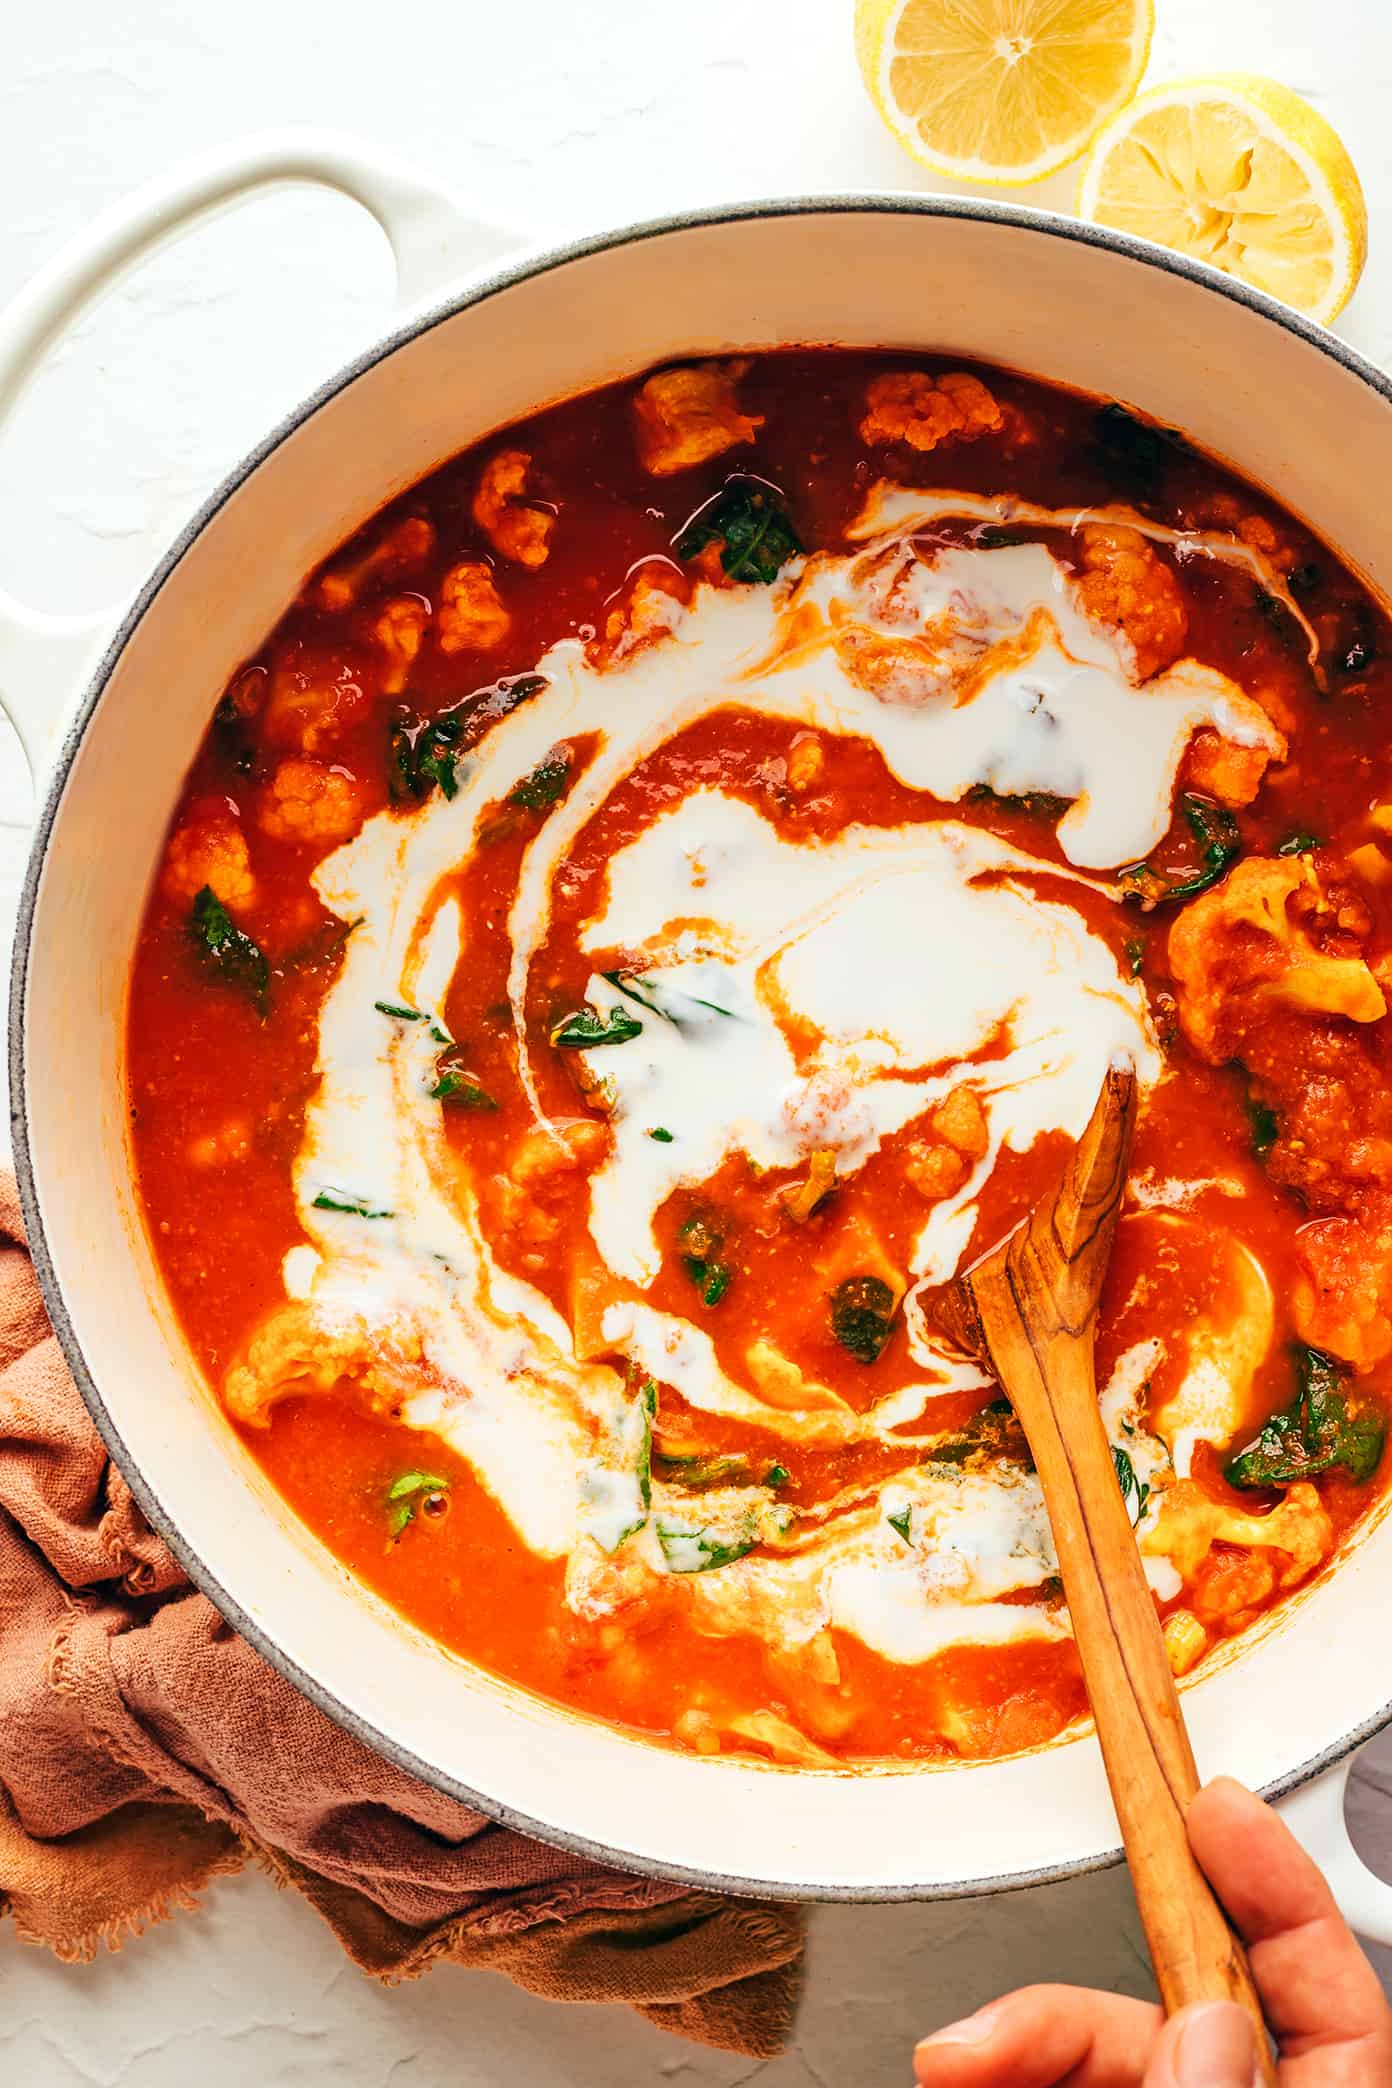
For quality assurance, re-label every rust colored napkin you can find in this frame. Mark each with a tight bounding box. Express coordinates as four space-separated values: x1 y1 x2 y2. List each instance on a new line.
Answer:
0 1177 802 2053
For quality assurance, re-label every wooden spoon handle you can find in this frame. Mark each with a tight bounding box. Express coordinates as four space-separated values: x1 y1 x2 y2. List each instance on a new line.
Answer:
939 1066 1276 2081
1010 1329 1274 2079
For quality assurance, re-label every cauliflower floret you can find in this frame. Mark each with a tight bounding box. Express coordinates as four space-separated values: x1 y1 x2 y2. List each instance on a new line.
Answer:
263 656 371 754
904 1085 989 1203
632 362 762 477
495 1178 560 1253
256 759 365 846
834 601 1058 710
1295 1209 1392 1371
590 565 687 668
934 1084 989 1157
161 797 256 908
723 1711 839 1769
858 370 1004 453
672 1709 723 1756
1162 1609 1209 1677
1266 956 1386 1022
511 1118 608 1186
778 1148 837 1224
1182 729 1276 808
1191 1546 1278 1631
435 560 512 653
904 1142 969 1201
1172 863 1392 1334
224 1300 428 1426
374 595 430 694
1141 1478 1334 1589
492 1114 608 1259
1188 496 1297 571
565 1536 661 1622
1236 512 1297 572
935 1693 1072 1761
833 626 948 706
1169 857 1386 1062
314 516 435 611
786 733 825 793
1074 525 1188 682
472 450 555 568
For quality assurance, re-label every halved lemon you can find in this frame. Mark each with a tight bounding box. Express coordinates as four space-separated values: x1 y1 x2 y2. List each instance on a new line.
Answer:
854 0 1154 186
1077 76 1367 324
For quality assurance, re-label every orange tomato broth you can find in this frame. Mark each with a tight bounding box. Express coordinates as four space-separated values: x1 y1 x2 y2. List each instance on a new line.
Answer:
127 350 1392 1767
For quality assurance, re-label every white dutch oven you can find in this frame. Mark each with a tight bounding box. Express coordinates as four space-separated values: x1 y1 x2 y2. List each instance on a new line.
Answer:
7 130 1392 1923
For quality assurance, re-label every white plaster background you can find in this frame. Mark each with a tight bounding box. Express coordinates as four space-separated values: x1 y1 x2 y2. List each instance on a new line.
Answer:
3 1 1392 2079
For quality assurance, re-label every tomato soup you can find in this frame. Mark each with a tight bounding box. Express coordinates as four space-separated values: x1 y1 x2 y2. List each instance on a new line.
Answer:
127 352 1392 1767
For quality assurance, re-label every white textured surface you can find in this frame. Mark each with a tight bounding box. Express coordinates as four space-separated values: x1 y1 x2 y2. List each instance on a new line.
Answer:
2 0 1392 2078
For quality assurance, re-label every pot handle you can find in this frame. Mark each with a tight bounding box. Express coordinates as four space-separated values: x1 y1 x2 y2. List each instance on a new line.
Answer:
0 128 528 781
1278 1752 1392 1944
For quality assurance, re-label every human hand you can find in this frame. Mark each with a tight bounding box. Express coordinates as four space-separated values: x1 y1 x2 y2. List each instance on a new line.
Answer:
913 1777 1392 2084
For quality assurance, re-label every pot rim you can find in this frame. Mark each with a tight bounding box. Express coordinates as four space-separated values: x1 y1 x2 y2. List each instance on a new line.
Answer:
12 188 1392 1903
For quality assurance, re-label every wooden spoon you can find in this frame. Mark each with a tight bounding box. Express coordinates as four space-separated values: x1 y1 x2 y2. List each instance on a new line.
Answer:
932 1063 1275 2081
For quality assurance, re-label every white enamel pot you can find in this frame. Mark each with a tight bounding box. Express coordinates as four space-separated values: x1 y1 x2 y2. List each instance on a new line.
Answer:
8 130 1392 1920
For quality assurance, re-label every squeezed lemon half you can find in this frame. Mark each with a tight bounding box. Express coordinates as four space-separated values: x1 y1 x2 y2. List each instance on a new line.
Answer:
854 0 1154 185
1077 75 1367 323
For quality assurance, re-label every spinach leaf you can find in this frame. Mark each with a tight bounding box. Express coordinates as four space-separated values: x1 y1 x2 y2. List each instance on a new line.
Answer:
602 971 673 1021
429 1068 496 1109
657 1519 757 1572
676 480 801 584
585 1380 658 1552
1124 938 1146 977
549 1004 643 1049
313 1191 393 1219
603 969 736 1025
388 711 465 803
887 1505 913 1544
376 1000 425 1021
653 1450 749 1489
1091 402 1189 499
1277 829 1321 856
636 1379 656 1514
967 785 1070 821
283 914 361 972
1254 588 1301 648
509 746 572 811
1112 1445 1150 1523
1247 1096 1279 1158
1120 796 1241 906
765 1463 790 1488
682 1256 731 1308
1226 1345 1386 1488
676 1212 731 1307
385 1469 451 1540
829 1275 895 1364
386 720 419 802
190 887 270 1010
388 1469 450 1500
924 1397 1031 1470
